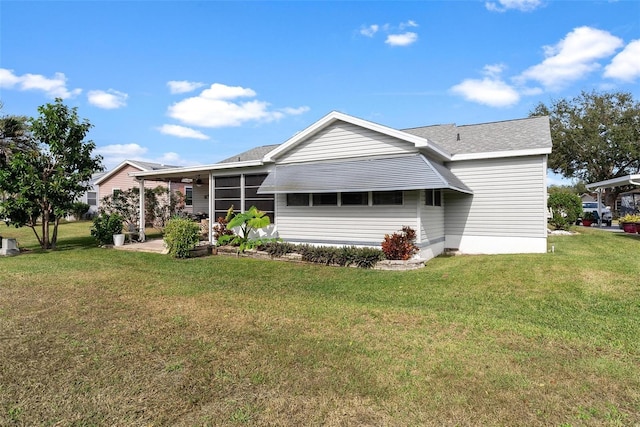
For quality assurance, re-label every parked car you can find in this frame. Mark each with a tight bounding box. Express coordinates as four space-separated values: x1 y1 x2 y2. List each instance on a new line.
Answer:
578 202 612 226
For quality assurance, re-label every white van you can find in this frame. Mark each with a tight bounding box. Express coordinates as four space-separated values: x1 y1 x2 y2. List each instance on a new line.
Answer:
580 202 613 226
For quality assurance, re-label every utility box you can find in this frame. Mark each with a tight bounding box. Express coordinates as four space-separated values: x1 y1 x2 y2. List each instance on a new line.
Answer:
0 238 19 256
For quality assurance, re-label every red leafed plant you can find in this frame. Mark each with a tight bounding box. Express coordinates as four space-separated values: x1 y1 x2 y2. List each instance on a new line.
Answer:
381 226 419 260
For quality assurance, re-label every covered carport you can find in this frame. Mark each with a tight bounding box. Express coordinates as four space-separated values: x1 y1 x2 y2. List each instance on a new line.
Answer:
586 174 640 226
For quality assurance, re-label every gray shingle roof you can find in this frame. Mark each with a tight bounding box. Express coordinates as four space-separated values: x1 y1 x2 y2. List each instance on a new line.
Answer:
403 116 551 155
218 144 281 164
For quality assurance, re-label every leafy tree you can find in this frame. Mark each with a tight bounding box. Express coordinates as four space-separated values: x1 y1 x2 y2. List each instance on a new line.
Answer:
0 99 103 249
547 192 582 230
531 91 640 205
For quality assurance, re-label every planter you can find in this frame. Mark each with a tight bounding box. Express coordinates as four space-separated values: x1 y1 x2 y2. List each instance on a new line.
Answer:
637 222 640 235
113 233 125 246
621 223 637 234
582 219 593 227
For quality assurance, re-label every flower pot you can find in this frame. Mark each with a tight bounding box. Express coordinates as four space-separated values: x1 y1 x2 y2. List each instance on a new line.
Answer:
582 219 593 227
621 223 637 234
113 233 125 246
636 222 640 234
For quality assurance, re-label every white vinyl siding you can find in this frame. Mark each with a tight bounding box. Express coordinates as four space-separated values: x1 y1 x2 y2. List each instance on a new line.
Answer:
445 155 547 238
275 191 420 246
192 185 209 216
420 190 445 245
278 122 417 164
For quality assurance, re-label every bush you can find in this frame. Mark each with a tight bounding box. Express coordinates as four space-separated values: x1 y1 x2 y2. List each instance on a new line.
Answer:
381 226 419 260
548 192 581 230
256 242 384 269
70 202 90 220
163 217 200 258
90 213 124 246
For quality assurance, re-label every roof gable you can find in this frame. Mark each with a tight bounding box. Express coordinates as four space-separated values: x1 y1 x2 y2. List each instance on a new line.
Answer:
264 111 451 163
94 160 177 185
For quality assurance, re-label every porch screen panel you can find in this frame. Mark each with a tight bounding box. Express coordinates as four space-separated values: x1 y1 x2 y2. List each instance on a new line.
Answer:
214 176 241 220
245 173 274 220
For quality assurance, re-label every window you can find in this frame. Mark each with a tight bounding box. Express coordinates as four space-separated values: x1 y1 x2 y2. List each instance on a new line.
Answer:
185 187 193 206
341 192 368 206
425 189 442 206
244 174 274 220
373 191 403 205
287 193 310 206
313 193 338 206
214 176 241 219
87 191 97 206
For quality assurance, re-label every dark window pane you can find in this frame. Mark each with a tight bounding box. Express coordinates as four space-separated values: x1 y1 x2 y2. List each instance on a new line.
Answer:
341 192 368 205
185 187 193 206
373 191 402 205
313 193 338 206
434 189 442 206
244 173 268 186
215 199 241 211
87 191 97 206
215 188 241 199
245 187 273 199
215 176 241 188
425 189 433 206
287 193 309 206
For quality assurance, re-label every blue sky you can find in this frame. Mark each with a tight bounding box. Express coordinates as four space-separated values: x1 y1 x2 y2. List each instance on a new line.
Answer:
1 1 639 186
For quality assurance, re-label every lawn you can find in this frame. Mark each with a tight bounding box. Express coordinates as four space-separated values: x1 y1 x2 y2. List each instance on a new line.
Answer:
0 222 638 426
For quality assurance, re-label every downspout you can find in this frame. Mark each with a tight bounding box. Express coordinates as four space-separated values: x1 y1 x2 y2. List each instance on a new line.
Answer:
138 178 146 242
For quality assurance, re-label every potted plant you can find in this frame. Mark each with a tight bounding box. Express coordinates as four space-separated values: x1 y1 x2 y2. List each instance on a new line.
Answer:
619 214 639 234
581 211 597 227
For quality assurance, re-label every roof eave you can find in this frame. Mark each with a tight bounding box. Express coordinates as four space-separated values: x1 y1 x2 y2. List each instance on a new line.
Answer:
130 160 265 179
450 147 551 161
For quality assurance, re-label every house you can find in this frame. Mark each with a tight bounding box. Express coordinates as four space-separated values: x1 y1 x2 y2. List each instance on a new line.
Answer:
130 111 552 261
93 160 192 214
76 171 105 219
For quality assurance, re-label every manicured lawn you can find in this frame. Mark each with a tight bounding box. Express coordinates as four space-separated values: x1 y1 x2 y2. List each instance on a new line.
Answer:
0 222 638 426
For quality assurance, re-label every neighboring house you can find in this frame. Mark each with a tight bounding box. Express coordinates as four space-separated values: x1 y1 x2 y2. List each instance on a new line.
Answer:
77 171 105 218
94 160 192 214
131 111 552 261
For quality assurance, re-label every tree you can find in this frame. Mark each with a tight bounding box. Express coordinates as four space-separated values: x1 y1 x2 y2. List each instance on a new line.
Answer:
0 112 35 166
0 99 104 249
531 91 640 206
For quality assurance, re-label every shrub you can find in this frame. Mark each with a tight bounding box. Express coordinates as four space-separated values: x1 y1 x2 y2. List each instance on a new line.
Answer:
548 192 581 230
381 226 419 260
217 206 276 251
163 217 200 258
70 202 90 220
90 213 124 246
213 216 234 240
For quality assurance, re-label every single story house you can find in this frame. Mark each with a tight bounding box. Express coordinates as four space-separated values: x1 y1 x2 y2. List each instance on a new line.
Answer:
131 111 552 261
94 159 192 214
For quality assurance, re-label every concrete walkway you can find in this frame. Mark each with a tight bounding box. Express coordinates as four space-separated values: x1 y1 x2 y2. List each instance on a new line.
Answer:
113 238 168 254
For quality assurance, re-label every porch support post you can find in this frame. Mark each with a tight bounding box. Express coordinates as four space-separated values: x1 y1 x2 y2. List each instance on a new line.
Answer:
596 189 603 227
138 179 146 242
208 171 214 244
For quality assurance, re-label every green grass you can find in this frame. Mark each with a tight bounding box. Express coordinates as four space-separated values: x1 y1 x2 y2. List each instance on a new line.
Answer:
0 221 639 426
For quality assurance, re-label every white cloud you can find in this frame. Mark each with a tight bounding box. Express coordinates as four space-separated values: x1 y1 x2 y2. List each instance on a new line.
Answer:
95 143 148 170
167 83 308 128
359 21 419 47
486 0 543 12
451 64 520 107
604 39 640 82
167 80 206 94
360 24 379 37
156 152 200 167
0 68 81 98
385 32 418 47
158 124 210 140
517 26 623 90
87 89 128 109
279 106 310 115
399 20 418 30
